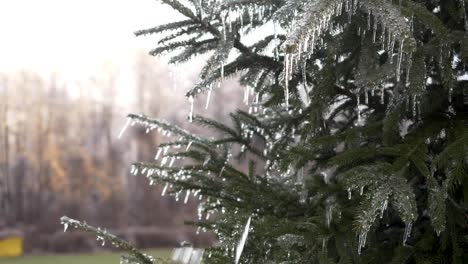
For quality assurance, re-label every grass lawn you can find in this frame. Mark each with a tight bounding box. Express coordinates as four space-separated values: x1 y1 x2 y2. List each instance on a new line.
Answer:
0 249 171 264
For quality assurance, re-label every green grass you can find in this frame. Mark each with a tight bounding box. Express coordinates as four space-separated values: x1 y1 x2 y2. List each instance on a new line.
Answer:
0 249 171 264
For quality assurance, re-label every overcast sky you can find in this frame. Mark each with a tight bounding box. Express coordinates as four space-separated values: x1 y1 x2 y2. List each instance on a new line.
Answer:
0 0 181 77
0 0 202 107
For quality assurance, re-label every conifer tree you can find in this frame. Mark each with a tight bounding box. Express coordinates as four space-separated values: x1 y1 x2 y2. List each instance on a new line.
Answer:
62 0 468 263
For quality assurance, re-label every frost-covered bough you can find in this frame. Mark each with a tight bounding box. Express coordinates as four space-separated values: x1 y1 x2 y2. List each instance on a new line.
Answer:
63 0 467 263
60 216 158 264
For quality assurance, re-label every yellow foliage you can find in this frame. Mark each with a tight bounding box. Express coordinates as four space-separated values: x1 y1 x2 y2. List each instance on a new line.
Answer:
0 236 23 257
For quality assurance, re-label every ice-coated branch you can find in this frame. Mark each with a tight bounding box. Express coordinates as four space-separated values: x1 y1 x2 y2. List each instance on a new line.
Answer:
127 113 207 143
360 0 416 52
160 0 198 22
282 0 341 54
134 20 194 36
220 0 275 9
60 216 154 264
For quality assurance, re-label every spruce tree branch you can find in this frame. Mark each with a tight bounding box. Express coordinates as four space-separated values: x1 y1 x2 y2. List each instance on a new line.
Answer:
60 216 153 264
157 2 281 71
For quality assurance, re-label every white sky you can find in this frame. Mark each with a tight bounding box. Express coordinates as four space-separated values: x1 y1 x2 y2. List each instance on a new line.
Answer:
0 0 180 77
0 0 198 106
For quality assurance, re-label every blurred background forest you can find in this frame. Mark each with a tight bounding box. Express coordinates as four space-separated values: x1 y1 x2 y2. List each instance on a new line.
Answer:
0 0 249 254
0 52 243 253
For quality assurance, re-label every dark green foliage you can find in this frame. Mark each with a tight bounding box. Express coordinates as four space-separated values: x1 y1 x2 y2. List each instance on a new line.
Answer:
63 0 468 263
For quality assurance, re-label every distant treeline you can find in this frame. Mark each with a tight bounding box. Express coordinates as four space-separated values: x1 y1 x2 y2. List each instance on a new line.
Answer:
0 54 242 253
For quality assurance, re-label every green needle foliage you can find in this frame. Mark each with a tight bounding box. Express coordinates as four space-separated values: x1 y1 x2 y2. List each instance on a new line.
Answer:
62 0 468 263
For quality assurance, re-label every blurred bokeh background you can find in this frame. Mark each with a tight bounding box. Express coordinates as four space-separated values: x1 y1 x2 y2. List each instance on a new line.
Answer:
0 0 243 255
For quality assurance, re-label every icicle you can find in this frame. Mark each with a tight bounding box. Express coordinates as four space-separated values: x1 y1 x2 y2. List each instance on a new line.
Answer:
406 53 413 87
161 183 169 196
303 34 310 53
220 63 225 80
186 141 193 151
380 85 385 104
243 86 249 105
396 39 405 82
221 13 227 40
188 96 194 122
356 93 361 123
365 89 369 104
169 157 176 167
206 86 212 109
448 87 453 104
367 12 371 30
219 166 226 177
235 216 252 264
239 8 244 29
358 230 368 255
310 31 316 54
380 199 388 218
155 148 162 160
389 34 396 64
117 118 131 139
417 98 421 121
161 157 168 166
63 223 68 232
412 95 417 119
227 9 232 33
359 186 364 195
284 54 290 108
348 188 352 200
402 222 412 245
372 20 377 43
184 190 191 204
322 237 328 253
381 26 386 50
326 206 333 227
131 166 139 175
273 20 279 61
